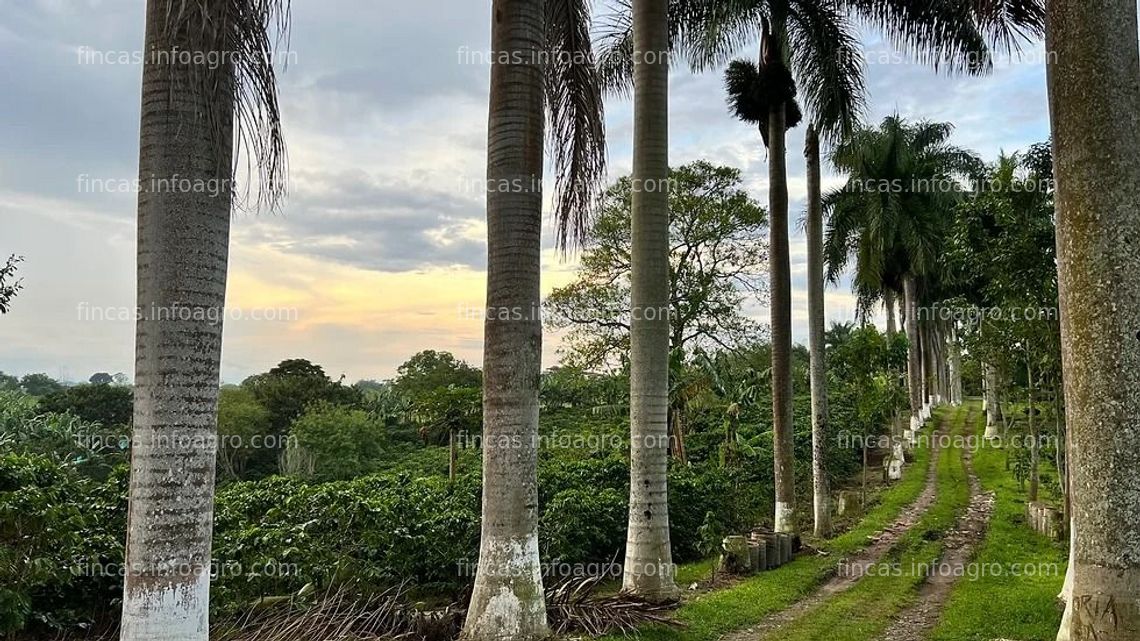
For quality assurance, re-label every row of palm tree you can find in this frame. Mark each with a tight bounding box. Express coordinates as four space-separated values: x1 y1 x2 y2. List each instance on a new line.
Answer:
598 0 1047 545
118 0 1140 640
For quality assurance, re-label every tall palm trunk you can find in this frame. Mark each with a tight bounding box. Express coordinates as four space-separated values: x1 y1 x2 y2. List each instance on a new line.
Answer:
949 322 963 405
983 360 1003 438
464 1 549 637
1049 1 1140 638
883 290 898 336
623 0 678 600
903 274 922 434
1027 356 1039 502
120 4 236 639
922 322 935 405
769 98 796 534
805 125 830 537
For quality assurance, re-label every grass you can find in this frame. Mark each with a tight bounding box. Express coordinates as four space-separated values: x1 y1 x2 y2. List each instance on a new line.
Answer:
599 408 945 641
753 403 973 641
929 403 1067 641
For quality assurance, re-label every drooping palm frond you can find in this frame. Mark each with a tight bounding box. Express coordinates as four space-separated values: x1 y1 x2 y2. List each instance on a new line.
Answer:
545 0 608 250
787 0 866 142
724 59 766 124
843 0 992 73
723 18 802 147
674 0 767 72
593 0 707 96
160 0 291 212
967 0 1046 53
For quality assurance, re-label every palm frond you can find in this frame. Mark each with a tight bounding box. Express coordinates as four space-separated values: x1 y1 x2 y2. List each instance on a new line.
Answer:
787 0 867 143
545 575 681 636
968 0 1045 53
546 0 608 251
724 59 766 124
162 0 291 212
843 0 992 74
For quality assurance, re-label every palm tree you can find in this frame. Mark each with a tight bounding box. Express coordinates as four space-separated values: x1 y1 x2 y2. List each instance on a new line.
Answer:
464 1 605 638
824 117 980 440
623 0 680 601
1047 1 1140 638
600 0 1043 537
121 1 288 639
804 124 831 536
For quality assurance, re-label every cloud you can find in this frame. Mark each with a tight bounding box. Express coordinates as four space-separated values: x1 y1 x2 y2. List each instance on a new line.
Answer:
0 0 1056 380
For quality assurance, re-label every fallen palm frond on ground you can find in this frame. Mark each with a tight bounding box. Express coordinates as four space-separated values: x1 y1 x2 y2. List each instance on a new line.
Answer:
212 584 461 641
545 575 682 637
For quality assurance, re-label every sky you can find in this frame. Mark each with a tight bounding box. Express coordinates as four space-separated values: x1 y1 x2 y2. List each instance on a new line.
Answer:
0 0 1053 384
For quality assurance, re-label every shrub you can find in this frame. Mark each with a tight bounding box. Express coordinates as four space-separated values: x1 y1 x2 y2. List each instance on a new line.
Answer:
0 455 125 634
541 488 628 567
283 403 387 481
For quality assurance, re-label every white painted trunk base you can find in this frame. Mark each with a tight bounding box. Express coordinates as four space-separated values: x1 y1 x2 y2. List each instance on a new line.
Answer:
121 573 209 641
774 502 796 534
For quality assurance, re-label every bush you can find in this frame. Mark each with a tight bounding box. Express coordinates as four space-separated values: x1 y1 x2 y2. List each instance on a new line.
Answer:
0 454 125 634
541 487 628 566
283 403 387 481
211 473 481 609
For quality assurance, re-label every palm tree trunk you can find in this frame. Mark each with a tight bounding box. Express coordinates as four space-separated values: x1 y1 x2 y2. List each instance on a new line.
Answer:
984 360 1003 438
1027 357 1039 502
120 5 235 640
464 1 549 637
121 5 236 640
769 100 796 535
623 0 679 600
884 290 898 336
1049 2 1140 638
805 125 830 538
922 322 935 406
903 274 923 434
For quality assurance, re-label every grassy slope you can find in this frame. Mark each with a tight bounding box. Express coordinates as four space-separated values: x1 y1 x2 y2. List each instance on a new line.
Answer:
755 404 972 641
929 405 1067 641
600 409 944 641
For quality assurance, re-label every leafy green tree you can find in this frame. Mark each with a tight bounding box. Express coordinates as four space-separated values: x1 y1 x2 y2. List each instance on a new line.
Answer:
824 116 979 428
392 351 481 401
0 373 19 392
242 359 361 435
545 162 767 370
945 148 1059 502
40 384 133 428
19 373 64 397
215 388 272 482
284 402 386 482
88 373 113 385
240 359 361 477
